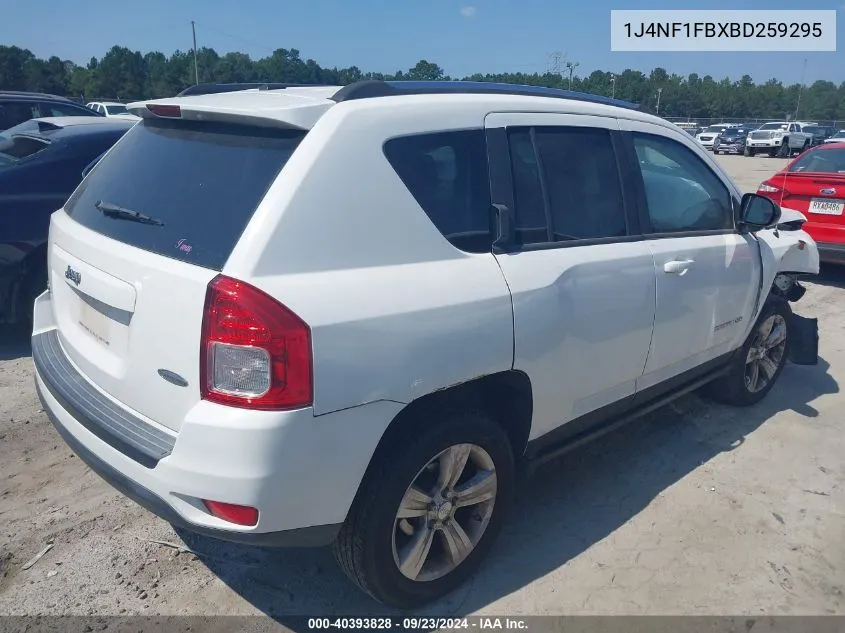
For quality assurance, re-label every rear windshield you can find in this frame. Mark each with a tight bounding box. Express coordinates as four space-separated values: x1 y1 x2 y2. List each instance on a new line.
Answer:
65 119 305 270
0 135 50 168
788 148 845 174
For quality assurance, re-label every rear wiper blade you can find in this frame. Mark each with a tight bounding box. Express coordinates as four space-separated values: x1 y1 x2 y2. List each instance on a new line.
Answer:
94 200 164 226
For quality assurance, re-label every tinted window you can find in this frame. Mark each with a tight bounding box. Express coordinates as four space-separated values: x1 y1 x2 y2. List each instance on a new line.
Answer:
507 129 548 245
384 130 492 253
788 147 845 174
634 133 733 233
105 105 129 115
508 126 626 244
43 102 96 118
64 119 305 270
0 135 50 167
0 101 39 131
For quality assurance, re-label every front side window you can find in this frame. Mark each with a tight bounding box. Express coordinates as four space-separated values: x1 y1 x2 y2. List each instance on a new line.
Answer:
633 133 734 233
507 126 627 246
383 130 493 253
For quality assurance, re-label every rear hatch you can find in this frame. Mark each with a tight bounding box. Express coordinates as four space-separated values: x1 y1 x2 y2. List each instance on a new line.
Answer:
48 112 308 432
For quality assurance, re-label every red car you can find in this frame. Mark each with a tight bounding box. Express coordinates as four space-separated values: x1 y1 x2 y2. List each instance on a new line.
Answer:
757 142 845 263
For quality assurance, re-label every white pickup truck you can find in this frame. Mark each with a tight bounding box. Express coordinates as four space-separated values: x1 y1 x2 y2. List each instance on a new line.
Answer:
745 122 815 157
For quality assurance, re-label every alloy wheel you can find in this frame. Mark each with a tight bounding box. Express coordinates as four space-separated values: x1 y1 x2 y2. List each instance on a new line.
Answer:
392 443 497 582
745 314 788 393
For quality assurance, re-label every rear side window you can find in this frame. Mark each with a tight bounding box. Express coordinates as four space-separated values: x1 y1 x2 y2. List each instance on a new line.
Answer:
384 130 493 253
64 119 305 270
508 126 627 245
43 102 96 118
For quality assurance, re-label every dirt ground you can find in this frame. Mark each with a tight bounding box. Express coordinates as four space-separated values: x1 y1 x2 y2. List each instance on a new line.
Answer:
0 154 843 622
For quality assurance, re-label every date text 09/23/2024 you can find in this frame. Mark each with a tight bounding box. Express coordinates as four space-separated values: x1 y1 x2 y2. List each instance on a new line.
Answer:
307 618 529 630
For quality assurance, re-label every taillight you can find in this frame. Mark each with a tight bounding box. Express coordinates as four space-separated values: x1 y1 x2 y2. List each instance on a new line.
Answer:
200 275 312 410
758 183 780 193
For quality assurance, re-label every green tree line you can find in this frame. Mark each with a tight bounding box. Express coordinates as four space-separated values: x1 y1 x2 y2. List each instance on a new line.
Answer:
2 44 845 122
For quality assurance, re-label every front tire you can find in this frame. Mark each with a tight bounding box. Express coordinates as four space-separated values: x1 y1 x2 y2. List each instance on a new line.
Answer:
705 299 791 407
334 408 515 608
745 146 755 157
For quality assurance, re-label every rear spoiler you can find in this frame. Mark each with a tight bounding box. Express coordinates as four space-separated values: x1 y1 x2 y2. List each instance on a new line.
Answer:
126 99 333 131
176 83 334 97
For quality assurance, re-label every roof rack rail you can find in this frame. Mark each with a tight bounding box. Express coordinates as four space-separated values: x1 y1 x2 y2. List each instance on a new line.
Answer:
176 82 335 97
331 80 641 110
0 90 67 100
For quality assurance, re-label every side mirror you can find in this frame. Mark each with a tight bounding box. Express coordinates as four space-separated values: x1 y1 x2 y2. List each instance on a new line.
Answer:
738 193 781 231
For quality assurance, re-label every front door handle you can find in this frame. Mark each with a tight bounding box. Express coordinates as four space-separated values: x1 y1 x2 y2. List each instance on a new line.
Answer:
664 259 695 275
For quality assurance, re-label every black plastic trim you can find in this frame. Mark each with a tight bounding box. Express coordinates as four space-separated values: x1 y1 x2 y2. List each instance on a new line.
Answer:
32 329 175 469
37 381 340 548
525 350 736 468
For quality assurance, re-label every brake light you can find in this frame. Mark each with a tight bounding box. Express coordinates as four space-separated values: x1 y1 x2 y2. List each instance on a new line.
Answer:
146 104 182 118
200 275 312 410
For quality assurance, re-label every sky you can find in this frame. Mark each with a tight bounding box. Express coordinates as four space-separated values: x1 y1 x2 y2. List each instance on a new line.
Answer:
2 0 844 85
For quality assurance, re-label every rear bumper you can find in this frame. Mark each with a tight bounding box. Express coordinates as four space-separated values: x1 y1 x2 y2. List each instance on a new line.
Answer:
817 241 845 264
32 291 404 546
36 379 340 547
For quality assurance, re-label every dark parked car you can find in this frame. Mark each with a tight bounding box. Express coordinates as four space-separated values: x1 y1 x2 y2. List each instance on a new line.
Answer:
801 125 837 146
713 127 749 155
0 117 133 327
0 91 103 132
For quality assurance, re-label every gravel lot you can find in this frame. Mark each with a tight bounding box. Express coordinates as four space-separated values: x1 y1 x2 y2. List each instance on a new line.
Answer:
0 154 843 621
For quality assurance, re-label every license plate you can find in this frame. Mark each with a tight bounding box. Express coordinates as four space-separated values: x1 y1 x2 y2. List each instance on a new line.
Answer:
808 198 844 216
78 300 111 347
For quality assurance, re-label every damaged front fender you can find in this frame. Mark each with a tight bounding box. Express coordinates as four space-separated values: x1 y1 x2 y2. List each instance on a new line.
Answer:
753 207 820 365
754 210 819 311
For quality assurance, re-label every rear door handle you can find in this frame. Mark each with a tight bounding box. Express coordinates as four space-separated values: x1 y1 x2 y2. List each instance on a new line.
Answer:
664 259 695 275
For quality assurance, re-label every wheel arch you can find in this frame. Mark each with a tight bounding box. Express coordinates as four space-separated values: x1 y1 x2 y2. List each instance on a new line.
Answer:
365 370 534 479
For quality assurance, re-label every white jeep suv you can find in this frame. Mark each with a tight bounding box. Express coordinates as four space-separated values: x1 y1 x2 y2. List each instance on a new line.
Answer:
33 81 820 608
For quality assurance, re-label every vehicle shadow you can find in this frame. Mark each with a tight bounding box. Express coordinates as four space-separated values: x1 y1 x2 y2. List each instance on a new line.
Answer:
812 264 845 290
176 357 837 624
0 325 31 361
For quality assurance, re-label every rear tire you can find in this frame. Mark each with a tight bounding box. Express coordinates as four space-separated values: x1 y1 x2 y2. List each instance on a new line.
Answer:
704 299 791 407
334 408 515 608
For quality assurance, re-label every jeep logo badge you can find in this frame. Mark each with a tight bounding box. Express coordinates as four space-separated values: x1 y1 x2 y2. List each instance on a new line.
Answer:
65 265 81 287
